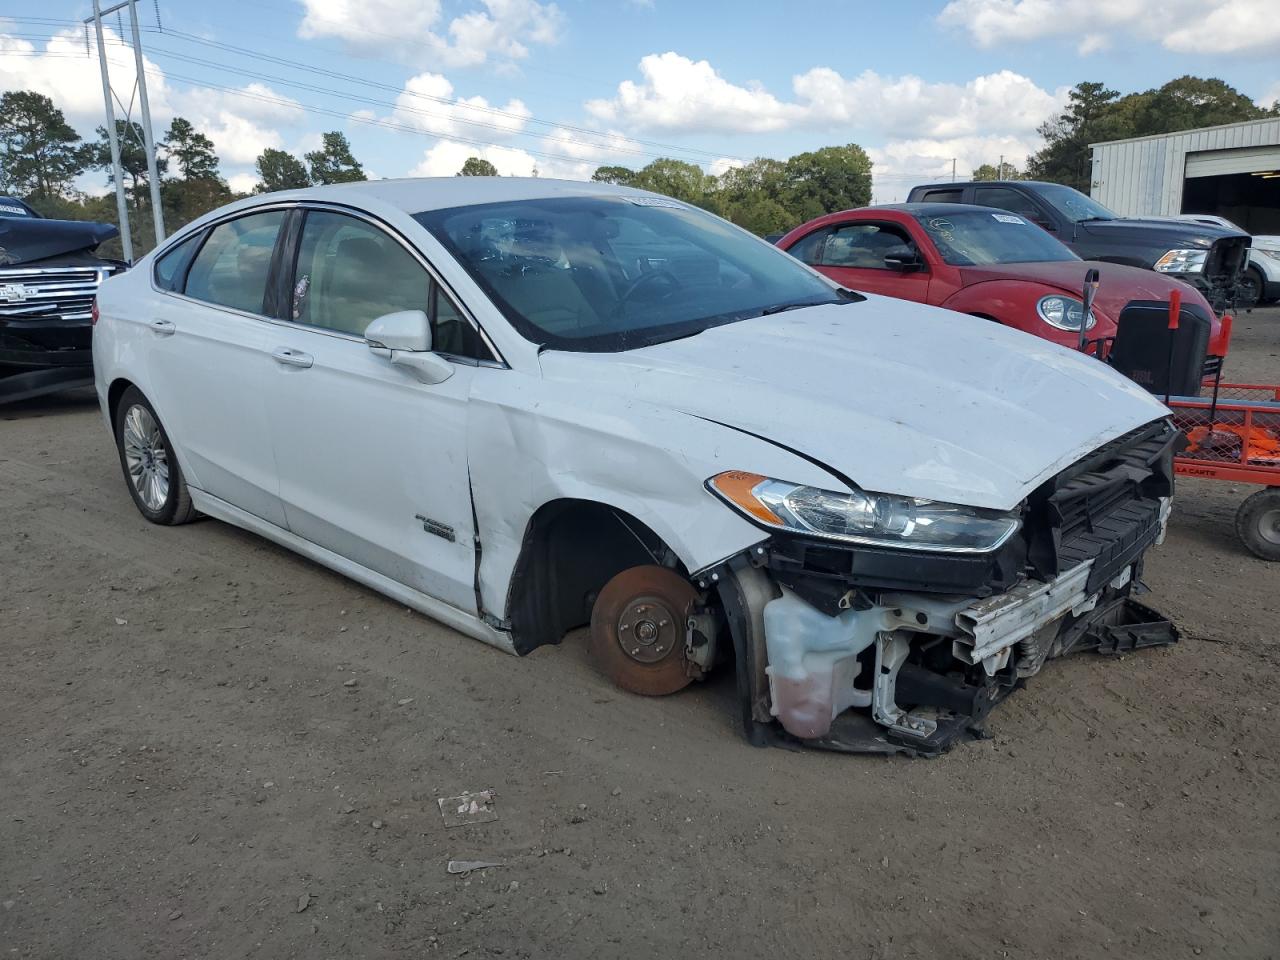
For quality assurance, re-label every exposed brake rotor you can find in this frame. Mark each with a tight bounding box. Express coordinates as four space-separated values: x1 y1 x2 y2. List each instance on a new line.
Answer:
589 565 699 696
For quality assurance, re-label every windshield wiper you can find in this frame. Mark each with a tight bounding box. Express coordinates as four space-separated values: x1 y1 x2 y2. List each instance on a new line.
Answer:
757 295 858 317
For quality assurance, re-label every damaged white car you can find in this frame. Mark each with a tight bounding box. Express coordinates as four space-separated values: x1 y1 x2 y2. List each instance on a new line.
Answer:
93 178 1181 755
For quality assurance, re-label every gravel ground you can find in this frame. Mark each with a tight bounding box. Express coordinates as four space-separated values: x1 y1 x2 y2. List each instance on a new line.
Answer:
1 307 1277 960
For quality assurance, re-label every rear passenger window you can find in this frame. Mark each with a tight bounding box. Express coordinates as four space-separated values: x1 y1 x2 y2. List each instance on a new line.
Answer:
184 211 285 314
153 232 202 292
920 189 963 203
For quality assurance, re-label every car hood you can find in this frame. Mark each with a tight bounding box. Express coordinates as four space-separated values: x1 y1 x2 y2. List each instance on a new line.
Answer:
0 216 119 266
1074 217 1247 245
537 298 1169 511
957 260 1214 317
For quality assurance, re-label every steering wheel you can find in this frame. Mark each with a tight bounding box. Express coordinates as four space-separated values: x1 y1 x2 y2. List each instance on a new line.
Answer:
617 268 682 308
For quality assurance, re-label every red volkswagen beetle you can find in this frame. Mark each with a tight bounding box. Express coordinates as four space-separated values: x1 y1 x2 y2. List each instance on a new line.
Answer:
777 203 1228 356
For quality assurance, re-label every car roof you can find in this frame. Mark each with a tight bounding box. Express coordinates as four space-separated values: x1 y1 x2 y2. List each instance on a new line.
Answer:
251 177 651 214
866 202 1023 219
909 180 1062 191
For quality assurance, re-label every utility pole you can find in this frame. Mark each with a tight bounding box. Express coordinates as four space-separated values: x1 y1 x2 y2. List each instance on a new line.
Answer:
951 158 956 182
998 155 1004 180
129 0 165 246
85 0 166 261
91 0 131 262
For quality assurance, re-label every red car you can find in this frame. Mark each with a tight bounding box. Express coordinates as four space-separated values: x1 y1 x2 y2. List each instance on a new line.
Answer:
777 203 1228 356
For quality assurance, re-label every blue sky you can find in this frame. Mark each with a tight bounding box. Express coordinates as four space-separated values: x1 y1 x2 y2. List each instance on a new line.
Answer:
2 0 1277 201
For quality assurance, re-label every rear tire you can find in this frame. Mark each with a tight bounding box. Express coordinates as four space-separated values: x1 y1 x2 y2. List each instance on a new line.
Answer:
113 386 197 525
1235 488 1280 561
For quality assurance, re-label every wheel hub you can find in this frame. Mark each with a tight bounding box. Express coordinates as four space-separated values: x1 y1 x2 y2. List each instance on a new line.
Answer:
122 404 170 511
1261 507 1280 546
617 596 679 663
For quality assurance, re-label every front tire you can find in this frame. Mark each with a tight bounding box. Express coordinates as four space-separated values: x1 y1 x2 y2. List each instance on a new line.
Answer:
113 386 196 525
1239 265 1264 308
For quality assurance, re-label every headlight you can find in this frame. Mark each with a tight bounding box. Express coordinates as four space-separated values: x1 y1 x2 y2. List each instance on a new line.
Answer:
1154 248 1207 273
1257 248 1280 263
1036 295 1096 332
707 471 1021 553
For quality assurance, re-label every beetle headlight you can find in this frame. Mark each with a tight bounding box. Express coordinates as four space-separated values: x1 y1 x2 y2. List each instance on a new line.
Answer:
1154 248 1207 273
707 471 1021 553
1036 295 1096 332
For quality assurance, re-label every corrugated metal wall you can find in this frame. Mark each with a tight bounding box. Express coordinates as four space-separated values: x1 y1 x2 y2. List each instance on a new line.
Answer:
1090 118 1280 216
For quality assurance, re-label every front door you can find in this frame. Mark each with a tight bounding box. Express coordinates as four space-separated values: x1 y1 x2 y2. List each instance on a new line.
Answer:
262 208 483 613
795 221 931 302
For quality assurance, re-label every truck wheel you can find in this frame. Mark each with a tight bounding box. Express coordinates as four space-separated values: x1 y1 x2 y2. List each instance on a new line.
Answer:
589 565 697 695
114 386 197 526
1238 265 1264 307
1235 488 1280 561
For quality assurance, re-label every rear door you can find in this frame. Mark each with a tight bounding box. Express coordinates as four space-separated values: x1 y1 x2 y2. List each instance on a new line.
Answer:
261 206 493 613
143 209 290 526
789 220 930 301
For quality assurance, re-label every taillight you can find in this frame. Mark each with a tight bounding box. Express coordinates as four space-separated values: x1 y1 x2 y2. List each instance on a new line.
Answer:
91 299 99 325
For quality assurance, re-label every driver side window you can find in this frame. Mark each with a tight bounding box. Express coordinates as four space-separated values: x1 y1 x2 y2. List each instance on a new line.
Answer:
291 211 429 337
816 223 918 270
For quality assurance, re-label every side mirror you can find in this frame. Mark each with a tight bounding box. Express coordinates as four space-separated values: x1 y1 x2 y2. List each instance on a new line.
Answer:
883 247 924 272
365 309 453 385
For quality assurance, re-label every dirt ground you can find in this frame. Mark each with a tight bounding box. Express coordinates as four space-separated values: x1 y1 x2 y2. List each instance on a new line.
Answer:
2 308 1278 960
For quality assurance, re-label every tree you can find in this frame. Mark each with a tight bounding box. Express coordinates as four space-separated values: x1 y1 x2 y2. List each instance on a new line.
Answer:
1131 76 1278 136
591 165 636 186
254 148 312 193
0 91 90 200
457 156 498 177
784 144 872 220
972 162 1023 181
305 131 366 185
629 158 714 206
165 117 222 182
1026 81 1121 192
92 119 167 209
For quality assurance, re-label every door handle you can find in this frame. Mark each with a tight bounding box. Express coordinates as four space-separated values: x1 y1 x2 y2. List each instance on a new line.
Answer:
149 319 176 336
271 347 313 368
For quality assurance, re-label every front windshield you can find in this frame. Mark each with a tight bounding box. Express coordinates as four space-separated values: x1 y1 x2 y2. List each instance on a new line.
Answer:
918 209 1081 266
1034 183 1117 223
415 196 850 352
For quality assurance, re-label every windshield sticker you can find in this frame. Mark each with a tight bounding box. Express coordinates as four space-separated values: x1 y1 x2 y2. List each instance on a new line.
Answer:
0 203 29 217
992 213 1025 225
627 196 685 209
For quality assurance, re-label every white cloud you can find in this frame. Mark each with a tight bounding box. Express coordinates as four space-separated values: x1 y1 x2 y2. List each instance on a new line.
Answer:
0 26 305 179
411 140 540 177
938 0 1280 56
298 0 562 69
391 72 531 139
1259 82 1280 110
227 172 259 194
791 67 1064 140
0 25 170 130
867 133 1044 203
709 157 745 176
585 52 804 134
586 53 1064 146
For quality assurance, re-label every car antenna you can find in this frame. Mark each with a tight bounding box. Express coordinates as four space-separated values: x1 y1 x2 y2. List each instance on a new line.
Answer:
1079 268 1100 354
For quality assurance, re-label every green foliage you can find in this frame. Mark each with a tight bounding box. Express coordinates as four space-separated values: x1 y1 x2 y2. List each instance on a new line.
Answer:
588 146 872 236
165 117 222 182
591 165 637 186
254 148 312 193
305 131 366 185
0 90 90 200
971 162 1024 181
1028 76 1280 192
458 156 499 177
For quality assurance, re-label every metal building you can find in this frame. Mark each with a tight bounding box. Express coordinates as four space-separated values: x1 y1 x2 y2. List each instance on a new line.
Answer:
1090 117 1280 233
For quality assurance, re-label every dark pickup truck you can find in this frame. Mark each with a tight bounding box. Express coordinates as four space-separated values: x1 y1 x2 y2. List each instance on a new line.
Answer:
905 180 1251 314
0 197 125 403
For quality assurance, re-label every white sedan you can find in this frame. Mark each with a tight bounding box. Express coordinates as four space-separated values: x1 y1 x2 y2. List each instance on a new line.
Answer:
93 178 1179 755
